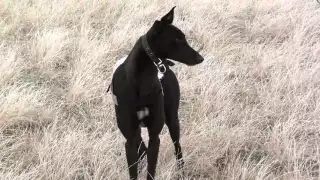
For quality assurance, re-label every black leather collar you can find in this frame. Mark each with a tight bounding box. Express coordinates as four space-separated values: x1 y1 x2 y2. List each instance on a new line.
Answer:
141 34 167 73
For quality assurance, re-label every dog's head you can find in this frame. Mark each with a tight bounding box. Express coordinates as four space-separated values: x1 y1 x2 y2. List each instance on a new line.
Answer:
147 7 204 66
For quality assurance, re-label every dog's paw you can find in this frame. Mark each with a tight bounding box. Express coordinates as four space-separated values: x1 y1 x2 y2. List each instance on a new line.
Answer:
177 158 185 170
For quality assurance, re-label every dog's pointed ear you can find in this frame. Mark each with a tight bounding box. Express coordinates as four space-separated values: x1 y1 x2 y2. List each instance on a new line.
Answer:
150 20 164 35
160 6 176 24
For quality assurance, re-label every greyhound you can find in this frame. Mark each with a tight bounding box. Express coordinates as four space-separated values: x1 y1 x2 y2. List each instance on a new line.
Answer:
109 7 204 180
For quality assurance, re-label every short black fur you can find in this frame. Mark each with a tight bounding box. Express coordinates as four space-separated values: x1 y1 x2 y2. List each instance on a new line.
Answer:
110 7 204 180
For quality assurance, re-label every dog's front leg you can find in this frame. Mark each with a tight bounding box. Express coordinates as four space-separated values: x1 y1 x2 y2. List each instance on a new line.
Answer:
146 96 165 180
125 137 139 180
115 106 139 180
146 135 160 179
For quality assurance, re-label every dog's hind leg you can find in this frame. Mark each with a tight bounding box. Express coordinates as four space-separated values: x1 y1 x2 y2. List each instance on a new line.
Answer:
165 113 185 169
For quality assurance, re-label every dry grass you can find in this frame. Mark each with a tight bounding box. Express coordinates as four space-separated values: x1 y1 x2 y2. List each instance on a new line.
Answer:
1 0 320 179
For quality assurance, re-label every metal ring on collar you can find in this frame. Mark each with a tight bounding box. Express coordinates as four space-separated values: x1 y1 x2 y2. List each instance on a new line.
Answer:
158 64 166 73
156 58 162 65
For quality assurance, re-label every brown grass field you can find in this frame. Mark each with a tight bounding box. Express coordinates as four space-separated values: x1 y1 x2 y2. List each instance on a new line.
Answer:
1 0 320 179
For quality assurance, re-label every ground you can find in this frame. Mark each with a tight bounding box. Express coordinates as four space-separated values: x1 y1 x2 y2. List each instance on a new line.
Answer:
0 0 320 179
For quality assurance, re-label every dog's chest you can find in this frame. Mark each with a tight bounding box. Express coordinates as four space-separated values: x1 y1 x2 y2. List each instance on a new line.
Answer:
110 55 163 127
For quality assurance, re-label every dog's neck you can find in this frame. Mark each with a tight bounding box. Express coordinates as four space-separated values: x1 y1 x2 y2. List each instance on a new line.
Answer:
125 37 158 76
124 37 159 94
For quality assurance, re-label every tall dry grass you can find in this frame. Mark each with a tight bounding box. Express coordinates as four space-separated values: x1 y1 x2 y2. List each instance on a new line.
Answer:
1 0 320 179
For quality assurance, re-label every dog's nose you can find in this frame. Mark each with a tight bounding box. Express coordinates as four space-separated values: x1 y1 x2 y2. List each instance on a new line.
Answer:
196 55 204 63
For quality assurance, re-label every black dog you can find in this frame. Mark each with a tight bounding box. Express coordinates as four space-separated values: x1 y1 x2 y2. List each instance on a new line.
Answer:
109 7 204 180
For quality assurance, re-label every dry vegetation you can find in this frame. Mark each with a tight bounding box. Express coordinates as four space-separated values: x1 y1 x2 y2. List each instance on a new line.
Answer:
1 0 320 179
